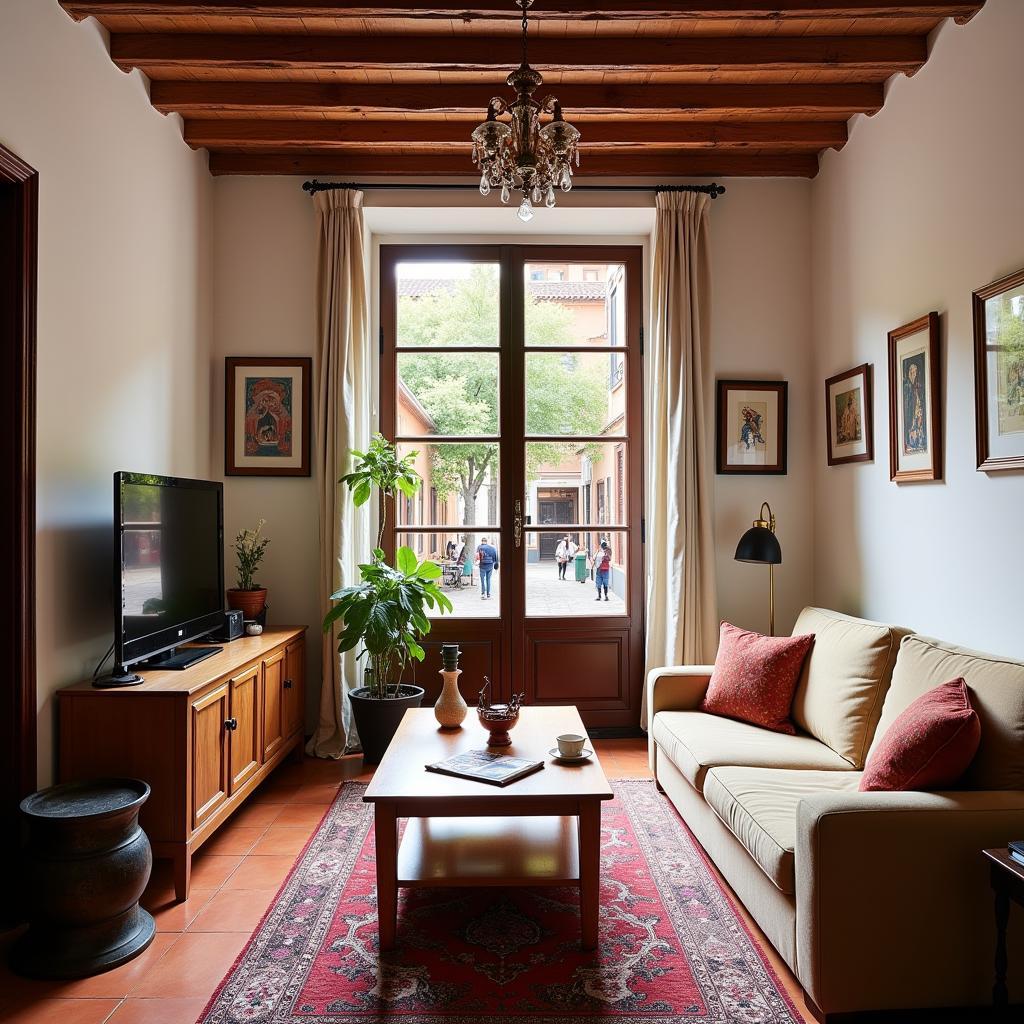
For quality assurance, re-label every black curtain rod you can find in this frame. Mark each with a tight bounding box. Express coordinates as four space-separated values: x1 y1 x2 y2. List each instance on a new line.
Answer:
301 179 725 198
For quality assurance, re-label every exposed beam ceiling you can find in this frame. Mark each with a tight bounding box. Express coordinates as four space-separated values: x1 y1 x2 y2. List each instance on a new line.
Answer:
58 0 986 179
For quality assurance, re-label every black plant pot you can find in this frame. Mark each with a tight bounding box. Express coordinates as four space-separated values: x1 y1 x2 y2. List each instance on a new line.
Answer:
11 778 155 979
350 684 425 764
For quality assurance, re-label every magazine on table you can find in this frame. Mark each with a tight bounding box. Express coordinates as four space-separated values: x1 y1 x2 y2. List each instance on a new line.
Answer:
425 749 544 787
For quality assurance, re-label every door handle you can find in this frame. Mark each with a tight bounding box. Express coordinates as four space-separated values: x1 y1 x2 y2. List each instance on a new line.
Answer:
513 499 523 549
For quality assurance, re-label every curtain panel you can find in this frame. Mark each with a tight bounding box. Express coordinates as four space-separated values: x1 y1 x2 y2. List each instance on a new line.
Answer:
307 189 372 757
643 191 719 728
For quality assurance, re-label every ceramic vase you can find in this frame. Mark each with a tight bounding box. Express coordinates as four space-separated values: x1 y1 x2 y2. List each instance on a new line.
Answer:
434 644 467 729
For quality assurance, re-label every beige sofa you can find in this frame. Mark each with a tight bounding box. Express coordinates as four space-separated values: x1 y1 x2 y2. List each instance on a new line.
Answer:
648 606 1024 1019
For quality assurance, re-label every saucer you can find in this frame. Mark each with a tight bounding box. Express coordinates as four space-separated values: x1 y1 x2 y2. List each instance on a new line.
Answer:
549 746 594 763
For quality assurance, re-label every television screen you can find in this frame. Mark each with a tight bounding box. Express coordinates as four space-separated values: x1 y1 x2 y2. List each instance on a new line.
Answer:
116 473 224 668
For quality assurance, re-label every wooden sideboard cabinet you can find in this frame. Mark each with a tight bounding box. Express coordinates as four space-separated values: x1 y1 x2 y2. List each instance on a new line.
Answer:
59 627 307 901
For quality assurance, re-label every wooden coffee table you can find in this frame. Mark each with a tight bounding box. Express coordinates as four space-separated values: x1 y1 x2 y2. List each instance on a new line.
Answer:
363 705 613 952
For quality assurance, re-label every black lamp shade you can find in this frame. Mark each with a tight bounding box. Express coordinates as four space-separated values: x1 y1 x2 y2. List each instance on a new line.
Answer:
735 526 782 565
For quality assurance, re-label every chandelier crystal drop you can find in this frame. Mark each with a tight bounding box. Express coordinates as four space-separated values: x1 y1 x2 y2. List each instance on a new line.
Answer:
471 0 581 217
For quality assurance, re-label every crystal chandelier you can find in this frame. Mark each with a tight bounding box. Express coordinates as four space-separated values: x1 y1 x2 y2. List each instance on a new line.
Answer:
471 0 581 222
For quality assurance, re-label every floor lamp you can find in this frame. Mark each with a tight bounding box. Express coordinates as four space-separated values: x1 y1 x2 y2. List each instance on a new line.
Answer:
734 501 782 636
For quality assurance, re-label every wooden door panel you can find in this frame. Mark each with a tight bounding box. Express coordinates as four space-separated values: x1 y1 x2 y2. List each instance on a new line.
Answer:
261 650 286 761
191 684 229 830
284 641 304 739
230 664 260 792
526 629 629 708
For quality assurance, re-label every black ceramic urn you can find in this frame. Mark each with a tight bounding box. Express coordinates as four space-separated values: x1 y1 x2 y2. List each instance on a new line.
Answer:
11 778 156 979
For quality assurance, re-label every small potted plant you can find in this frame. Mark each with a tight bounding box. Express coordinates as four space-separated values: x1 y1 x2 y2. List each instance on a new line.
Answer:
323 435 452 763
227 519 270 621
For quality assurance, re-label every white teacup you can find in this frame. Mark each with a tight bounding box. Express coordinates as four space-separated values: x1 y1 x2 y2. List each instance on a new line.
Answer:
556 733 586 758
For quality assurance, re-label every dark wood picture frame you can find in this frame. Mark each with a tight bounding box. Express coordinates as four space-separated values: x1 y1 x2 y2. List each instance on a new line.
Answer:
974 267 1024 473
715 379 788 475
824 363 873 466
225 356 312 477
887 312 942 483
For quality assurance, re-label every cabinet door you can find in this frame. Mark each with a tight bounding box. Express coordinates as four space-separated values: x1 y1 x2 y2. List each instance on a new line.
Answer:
229 663 261 793
261 649 286 761
284 640 305 740
192 684 230 830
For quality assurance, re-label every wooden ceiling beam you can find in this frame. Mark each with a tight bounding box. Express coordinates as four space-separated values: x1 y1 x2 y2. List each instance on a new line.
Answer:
185 118 847 150
110 32 928 74
153 81 884 117
60 2 986 25
207 150 820 177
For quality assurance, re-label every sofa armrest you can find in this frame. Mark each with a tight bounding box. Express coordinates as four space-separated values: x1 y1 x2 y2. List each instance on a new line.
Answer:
646 666 713 772
795 789 1024 1015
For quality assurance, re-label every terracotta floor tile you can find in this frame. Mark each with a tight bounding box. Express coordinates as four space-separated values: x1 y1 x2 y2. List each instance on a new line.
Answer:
249 826 312 857
0 998 121 1024
272 803 331 827
251 782 300 804
222 855 296 890
290 783 342 804
226 802 285 828
106 997 209 1024
198 825 265 856
143 887 217 932
188 889 278 933
127 931 248 999
188 854 244 889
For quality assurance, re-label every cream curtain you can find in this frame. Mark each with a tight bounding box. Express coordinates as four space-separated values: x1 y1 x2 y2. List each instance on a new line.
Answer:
306 189 372 758
642 190 718 728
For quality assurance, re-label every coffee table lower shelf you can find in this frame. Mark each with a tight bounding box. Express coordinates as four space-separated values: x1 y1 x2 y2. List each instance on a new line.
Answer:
396 815 581 888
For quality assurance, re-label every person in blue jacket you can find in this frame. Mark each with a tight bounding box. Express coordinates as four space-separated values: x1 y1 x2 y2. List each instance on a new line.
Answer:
476 536 499 601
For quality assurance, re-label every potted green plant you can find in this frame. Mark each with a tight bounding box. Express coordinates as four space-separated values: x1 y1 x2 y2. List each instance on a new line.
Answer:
324 434 452 763
227 519 270 621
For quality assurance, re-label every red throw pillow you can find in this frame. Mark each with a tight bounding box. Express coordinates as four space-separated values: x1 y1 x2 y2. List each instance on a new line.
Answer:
860 677 980 792
700 622 815 735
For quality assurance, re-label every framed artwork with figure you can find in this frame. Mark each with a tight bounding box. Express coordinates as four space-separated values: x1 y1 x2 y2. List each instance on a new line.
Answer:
974 267 1024 472
887 313 942 483
716 379 788 475
225 356 312 477
825 363 873 466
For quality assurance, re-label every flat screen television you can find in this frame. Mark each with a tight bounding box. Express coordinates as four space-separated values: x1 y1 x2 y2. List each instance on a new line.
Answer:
107 472 225 685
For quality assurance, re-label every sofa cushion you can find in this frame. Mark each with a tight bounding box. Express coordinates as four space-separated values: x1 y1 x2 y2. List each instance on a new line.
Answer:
700 622 815 734
651 710 851 793
869 635 1024 791
860 678 981 792
790 607 910 769
703 767 862 894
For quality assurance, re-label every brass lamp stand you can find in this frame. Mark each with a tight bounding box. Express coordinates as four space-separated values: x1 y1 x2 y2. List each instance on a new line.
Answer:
734 501 783 636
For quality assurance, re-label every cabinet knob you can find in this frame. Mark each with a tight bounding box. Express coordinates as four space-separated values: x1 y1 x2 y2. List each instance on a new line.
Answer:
224 717 238 731
283 679 293 689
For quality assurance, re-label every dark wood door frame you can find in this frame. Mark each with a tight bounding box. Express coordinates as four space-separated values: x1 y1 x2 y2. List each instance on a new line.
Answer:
0 143 39 864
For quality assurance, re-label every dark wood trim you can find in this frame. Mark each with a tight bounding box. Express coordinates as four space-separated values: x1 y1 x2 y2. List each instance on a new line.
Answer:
824 362 874 467
0 143 38 918
887 311 942 483
224 356 313 477
973 267 1024 473
716 379 789 475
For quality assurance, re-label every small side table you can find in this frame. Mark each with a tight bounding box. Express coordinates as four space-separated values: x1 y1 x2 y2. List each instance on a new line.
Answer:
983 847 1024 1007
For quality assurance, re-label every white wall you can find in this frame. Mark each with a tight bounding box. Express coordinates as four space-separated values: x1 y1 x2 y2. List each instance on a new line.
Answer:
0 0 213 785
811 0 1024 656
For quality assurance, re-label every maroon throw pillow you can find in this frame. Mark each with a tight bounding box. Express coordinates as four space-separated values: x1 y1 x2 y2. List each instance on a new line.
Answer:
860 677 980 792
700 622 815 735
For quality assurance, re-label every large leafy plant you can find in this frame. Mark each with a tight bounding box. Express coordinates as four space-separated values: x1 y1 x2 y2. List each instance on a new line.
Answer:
323 434 452 699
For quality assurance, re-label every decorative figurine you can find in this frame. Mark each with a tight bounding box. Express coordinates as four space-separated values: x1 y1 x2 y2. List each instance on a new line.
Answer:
434 643 468 729
476 677 525 748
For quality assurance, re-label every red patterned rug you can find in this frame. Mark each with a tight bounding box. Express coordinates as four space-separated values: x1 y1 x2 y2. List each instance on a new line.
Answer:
198 781 800 1023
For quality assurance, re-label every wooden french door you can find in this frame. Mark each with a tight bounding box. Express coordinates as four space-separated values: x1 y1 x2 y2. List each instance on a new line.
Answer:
380 245 644 729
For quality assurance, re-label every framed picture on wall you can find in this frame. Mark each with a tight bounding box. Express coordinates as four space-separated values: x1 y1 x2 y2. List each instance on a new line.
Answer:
825 363 873 466
887 313 942 483
715 379 788 475
225 356 312 477
973 267 1024 472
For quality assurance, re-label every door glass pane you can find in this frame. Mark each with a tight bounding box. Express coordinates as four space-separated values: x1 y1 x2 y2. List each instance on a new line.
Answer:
397 351 499 437
526 442 627 526
397 261 501 348
397 532 501 619
524 530 627 615
396 442 499 529
523 262 627 347
525 350 625 437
